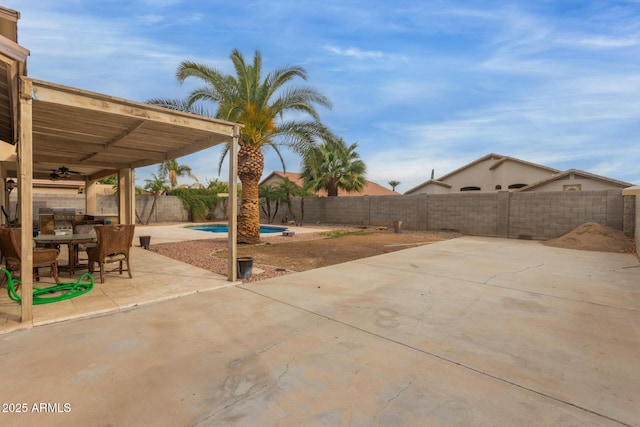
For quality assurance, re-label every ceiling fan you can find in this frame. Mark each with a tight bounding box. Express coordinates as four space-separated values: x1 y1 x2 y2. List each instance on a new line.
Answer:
49 166 82 180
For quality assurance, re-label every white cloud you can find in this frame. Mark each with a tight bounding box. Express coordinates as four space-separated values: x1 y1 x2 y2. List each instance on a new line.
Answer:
324 45 386 60
578 34 640 48
5 0 640 188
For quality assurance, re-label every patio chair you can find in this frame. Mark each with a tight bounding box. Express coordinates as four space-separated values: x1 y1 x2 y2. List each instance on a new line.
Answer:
72 220 100 265
87 224 135 284
0 226 59 285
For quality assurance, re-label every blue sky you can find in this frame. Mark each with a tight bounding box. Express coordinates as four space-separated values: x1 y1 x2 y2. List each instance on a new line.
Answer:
5 0 640 192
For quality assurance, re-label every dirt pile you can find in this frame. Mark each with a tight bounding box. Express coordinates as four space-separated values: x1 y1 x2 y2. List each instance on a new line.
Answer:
542 222 635 253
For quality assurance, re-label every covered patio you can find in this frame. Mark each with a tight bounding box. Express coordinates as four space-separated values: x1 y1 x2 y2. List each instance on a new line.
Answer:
0 7 241 324
0 227 236 334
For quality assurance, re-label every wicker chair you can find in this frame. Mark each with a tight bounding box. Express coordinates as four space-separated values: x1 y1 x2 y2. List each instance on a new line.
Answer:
0 227 59 284
87 224 135 284
72 220 101 265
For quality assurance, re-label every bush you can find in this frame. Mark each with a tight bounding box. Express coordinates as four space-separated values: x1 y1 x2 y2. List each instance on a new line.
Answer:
168 188 223 221
191 199 207 222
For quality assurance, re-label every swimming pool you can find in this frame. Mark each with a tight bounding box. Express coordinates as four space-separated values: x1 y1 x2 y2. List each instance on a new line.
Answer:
187 224 288 234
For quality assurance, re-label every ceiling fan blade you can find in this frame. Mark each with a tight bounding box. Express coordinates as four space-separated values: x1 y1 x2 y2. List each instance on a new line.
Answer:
57 166 82 176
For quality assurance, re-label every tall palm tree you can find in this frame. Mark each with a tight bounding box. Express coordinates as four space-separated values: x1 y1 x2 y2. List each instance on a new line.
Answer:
159 159 198 190
149 49 332 243
388 180 400 192
143 174 168 225
302 137 367 197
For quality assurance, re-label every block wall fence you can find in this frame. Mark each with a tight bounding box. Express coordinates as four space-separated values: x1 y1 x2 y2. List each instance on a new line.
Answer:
10 194 188 224
263 189 635 241
12 189 636 242
622 187 640 254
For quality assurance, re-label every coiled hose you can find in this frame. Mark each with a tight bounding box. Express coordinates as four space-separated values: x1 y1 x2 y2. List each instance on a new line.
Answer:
3 269 94 305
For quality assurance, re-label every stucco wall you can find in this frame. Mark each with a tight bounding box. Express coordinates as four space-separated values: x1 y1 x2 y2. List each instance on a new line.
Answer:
525 178 626 192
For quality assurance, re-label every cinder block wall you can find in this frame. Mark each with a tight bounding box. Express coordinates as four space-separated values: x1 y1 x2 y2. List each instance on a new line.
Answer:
428 193 497 236
132 195 189 223
24 189 632 241
508 191 612 240
622 187 640 255
17 194 189 224
369 195 424 229
261 189 632 240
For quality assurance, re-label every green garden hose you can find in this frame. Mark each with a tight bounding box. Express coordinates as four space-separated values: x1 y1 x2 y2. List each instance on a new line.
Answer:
3 269 94 305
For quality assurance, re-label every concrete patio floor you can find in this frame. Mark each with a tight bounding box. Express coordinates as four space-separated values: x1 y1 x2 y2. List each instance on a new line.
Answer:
0 225 234 333
0 236 638 426
0 223 326 333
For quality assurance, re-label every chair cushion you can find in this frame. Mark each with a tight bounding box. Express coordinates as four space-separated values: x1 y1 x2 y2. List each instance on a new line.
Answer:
104 253 126 263
74 224 96 235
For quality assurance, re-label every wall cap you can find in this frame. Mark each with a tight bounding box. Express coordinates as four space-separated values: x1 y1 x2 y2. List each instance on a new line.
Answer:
622 186 640 196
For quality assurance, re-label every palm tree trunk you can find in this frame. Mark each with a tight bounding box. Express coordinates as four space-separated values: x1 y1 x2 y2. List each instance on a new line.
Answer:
146 192 159 225
328 179 339 197
237 145 263 244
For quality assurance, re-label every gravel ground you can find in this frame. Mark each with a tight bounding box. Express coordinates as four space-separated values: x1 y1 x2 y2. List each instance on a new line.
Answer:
151 227 460 283
151 231 333 282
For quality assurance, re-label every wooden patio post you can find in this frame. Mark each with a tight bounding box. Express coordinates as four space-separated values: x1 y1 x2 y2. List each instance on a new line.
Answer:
85 178 98 215
18 77 34 322
118 168 135 225
227 125 239 281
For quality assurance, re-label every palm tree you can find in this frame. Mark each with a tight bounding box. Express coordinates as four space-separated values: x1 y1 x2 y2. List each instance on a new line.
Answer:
297 186 314 226
258 183 281 224
143 174 168 225
149 49 332 243
388 180 400 191
277 178 300 224
159 159 198 190
302 137 367 197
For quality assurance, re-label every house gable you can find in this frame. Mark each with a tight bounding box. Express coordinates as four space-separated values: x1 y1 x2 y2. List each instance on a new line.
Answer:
519 169 634 192
406 153 559 194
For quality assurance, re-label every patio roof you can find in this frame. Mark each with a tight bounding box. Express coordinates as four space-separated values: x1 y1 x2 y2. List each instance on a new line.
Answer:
2 78 238 181
0 15 241 323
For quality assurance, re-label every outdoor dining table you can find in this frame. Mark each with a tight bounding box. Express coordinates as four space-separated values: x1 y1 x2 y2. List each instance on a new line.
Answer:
33 233 97 276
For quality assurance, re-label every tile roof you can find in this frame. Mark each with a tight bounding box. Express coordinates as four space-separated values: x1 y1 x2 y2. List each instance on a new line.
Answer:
260 171 398 196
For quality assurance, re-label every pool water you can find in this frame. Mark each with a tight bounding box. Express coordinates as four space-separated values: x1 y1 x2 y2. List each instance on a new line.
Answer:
188 224 288 234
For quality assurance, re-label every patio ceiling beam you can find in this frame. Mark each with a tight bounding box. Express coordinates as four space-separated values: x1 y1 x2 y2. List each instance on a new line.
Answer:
103 120 145 149
32 138 168 163
87 169 120 182
165 133 231 162
79 120 146 162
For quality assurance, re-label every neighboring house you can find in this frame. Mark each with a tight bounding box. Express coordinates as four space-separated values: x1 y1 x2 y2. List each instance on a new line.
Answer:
405 153 634 194
260 171 398 196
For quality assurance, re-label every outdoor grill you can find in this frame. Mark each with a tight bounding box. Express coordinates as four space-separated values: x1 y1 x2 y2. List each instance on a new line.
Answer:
52 207 75 235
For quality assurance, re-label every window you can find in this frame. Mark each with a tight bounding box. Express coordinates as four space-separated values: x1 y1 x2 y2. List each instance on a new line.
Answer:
460 186 481 191
563 184 581 191
508 183 527 189
495 185 502 190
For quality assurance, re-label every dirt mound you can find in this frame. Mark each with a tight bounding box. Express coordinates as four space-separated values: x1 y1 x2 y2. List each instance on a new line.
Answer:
543 222 635 253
